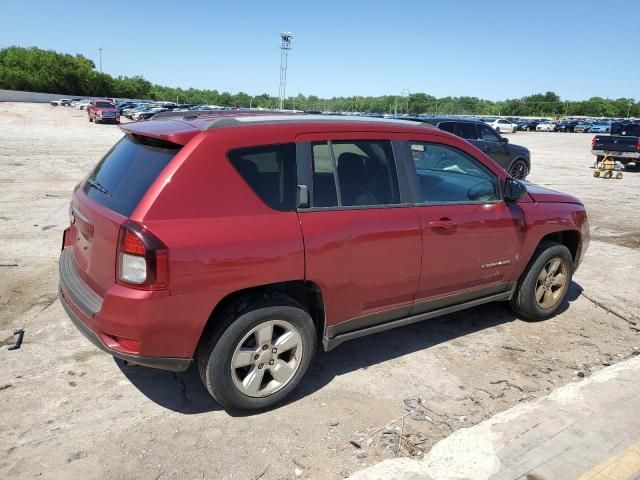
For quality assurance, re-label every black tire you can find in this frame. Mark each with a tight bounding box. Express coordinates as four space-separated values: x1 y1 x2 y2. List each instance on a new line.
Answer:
495 127 501 133
197 293 317 411
510 242 573 321
509 159 529 179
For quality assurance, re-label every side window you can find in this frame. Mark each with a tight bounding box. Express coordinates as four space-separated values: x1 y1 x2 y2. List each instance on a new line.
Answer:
454 122 478 140
409 142 499 204
478 125 501 142
228 143 297 211
438 122 456 134
311 140 401 208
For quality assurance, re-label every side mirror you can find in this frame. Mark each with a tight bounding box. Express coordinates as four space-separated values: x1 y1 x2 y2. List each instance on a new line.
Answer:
501 137 509 143
503 178 526 202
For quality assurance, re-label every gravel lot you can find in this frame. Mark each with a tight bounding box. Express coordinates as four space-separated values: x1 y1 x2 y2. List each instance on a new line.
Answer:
1 103 639 480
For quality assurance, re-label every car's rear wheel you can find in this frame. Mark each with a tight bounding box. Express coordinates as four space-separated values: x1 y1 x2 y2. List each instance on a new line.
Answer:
495 127 501 133
511 242 573 321
197 293 316 411
509 159 529 179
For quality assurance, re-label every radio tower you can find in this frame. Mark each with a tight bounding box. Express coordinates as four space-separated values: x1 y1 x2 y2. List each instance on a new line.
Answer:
278 32 293 110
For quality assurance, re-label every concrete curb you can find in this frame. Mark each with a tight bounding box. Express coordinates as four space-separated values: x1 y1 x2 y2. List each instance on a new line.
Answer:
349 354 640 480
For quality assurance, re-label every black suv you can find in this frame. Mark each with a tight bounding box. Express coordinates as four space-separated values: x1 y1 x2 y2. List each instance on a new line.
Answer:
407 117 531 179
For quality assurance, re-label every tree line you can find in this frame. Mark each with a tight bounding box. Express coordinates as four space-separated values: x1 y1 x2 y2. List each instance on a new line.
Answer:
1 46 638 118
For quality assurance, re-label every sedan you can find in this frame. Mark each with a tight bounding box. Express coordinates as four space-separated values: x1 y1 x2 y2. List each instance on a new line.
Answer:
536 122 556 132
485 118 518 133
574 122 593 133
518 120 540 131
589 122 611 133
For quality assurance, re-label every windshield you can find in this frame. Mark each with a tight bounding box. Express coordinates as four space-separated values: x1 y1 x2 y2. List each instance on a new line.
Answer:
96 102 114 108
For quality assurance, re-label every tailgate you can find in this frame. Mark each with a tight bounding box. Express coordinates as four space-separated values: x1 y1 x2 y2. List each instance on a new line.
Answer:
68 134 181 295
593 135 638 153
69 192 124 296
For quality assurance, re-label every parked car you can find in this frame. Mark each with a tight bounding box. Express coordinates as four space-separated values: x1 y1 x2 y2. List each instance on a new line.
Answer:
408 117 531 179
610 121 626 135
74 99 92 110
59 114 588 410
536 122 556 132
517 120 540 132
485 118 518 133
574 122 593 133
116 102 141 115
86 100 120 124
50 98 71 107
132 107 167 120
123 104 151 119
554 120 579 132
592 122 640 166
589 122 612 134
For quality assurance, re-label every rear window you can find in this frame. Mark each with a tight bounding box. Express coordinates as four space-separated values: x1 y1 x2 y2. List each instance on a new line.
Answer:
621 124 640 136
83 135 179 216
228 144 297 211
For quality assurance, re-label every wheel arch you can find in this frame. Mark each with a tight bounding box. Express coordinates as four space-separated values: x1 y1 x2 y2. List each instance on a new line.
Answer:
196 280 326 354
535 230 581 263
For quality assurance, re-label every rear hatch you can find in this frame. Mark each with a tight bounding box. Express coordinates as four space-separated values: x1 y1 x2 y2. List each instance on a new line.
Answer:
69 134 181 296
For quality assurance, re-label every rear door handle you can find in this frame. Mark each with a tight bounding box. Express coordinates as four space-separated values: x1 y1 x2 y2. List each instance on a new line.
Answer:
428 219 457 230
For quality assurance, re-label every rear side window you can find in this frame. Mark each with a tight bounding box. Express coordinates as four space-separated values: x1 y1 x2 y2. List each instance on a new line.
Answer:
311 140 400 208
83 135 179 216
228 144 297 211
454 122 478 140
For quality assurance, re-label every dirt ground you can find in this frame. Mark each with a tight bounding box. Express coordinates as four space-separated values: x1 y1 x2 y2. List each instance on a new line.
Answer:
1 103 639 480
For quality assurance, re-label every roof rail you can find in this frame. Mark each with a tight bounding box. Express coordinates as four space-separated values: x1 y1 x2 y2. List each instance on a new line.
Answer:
150 109 285 121
202 114 432 131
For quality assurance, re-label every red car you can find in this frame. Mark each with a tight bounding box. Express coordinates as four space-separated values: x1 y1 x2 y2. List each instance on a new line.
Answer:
59 114 589 411
86 99 120 124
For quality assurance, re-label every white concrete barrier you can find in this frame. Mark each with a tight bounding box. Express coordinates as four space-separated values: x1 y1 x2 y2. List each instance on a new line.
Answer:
0 89 94 103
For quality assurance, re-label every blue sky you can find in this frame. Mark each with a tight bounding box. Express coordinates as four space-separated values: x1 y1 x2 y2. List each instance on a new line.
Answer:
2 0 638 100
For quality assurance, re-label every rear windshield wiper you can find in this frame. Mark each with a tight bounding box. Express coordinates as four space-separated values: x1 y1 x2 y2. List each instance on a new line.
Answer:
87 179 112 196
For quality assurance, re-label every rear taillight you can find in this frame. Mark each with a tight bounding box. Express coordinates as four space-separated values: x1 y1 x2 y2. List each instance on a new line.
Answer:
636 138 640 152
591 137 596 149
116 220 168 290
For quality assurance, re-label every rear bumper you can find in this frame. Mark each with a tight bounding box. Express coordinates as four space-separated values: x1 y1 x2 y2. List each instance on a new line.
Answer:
59 289 190 371
592 150 639 159
58 248 191 372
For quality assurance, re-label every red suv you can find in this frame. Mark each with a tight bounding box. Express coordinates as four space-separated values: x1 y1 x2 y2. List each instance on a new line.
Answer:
59 113 589 411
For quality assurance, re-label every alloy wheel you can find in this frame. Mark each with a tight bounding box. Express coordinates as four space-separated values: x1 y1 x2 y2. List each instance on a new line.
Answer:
535 257 568 309
230 320 303 398
509 160 528 180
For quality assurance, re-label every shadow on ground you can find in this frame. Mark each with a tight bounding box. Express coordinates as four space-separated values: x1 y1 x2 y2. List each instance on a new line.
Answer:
117 282 583 415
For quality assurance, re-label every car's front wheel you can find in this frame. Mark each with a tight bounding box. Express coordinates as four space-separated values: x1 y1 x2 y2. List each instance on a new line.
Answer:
509 159 529 180
197 293 316 411
511 242 573 321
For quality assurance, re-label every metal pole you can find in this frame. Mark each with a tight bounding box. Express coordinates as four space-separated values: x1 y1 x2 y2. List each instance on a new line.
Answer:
98 48 103 73
278 32 293 110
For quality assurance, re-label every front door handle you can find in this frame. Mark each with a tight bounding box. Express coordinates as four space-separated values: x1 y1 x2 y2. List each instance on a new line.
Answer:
428 219 457 230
